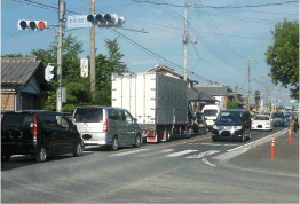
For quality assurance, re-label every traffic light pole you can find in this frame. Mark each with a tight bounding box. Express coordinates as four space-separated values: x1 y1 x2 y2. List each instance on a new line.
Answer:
248 55 251 111
90 0 96 98
56 0 65 112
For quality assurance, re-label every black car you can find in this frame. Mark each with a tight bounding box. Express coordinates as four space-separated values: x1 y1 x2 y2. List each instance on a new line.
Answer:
1 110 83 163
212 109 252 142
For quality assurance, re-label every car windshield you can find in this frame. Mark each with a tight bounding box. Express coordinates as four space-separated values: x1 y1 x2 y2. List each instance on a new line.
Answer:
204 109 218 117
274 113 284 118
254 116 269 120
217 111 243 123
74 108 103 123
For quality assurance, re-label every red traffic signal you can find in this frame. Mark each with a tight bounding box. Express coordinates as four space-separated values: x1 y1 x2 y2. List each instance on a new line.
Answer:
18 20 47 31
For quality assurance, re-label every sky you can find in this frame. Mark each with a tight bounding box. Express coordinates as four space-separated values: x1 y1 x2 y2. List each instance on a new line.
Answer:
1 0 299 108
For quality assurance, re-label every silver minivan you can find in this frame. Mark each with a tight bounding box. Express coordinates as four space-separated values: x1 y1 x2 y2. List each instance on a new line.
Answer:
72 107 142 151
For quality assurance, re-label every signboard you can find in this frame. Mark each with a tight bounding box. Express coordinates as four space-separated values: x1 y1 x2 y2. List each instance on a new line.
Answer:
80 58 88 78
68 15 92 27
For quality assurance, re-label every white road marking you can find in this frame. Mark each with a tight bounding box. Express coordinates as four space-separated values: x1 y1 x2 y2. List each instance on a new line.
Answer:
188 142 238 147
186 150 220 159
202 158 216 166
135 149 174 157
110 149 150 156
165 150 198 157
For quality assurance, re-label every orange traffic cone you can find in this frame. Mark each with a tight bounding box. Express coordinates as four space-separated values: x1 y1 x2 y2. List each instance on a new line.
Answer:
288 126 292 144
270 135 276 160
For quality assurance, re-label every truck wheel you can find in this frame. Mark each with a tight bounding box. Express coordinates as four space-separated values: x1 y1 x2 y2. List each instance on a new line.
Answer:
35 147 47 163
110 137 118 151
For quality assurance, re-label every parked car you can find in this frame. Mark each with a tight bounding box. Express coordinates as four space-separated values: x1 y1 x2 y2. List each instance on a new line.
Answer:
1 110 83 163
252 115 272 132
212 109 252 142
72 107 142 151
192 111 207 134
273 112 285 126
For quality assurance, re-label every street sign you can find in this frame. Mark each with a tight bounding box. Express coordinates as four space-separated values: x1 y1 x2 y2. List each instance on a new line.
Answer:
68 15 92 27
80 58 88 78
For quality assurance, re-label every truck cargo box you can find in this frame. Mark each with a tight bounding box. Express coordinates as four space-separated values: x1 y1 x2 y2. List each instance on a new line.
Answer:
111 72 188 128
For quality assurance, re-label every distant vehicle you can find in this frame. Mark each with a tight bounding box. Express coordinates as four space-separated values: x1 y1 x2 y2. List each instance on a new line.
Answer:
202 104 225 132
252 115 272 132
72 107 142 151
212 109 252 142
111 72 194 143
1 110 83 163
273 112 285 126
284 112 293 121
192 111 207 135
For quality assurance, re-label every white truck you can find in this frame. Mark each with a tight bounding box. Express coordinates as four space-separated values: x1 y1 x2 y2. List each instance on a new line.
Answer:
111 72 193 142
202 104 225 132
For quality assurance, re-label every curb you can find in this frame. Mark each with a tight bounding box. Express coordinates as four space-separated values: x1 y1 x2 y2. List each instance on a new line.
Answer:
213 126 291 160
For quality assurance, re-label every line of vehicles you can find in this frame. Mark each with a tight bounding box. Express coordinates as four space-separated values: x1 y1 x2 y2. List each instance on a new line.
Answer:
1 71 297 163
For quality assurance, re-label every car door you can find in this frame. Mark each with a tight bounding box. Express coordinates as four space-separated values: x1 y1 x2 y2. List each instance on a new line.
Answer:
42 114 60 155
56 115 74 153
125 110 135 144
117 110 128 145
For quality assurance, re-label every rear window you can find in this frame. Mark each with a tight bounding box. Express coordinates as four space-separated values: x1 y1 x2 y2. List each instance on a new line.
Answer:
274 113 284 118
73 108 103 123
204 109 218 117
254 116 269 120
2 113 34 130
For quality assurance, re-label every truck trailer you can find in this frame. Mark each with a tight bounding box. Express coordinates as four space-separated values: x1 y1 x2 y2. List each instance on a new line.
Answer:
111 72 193 142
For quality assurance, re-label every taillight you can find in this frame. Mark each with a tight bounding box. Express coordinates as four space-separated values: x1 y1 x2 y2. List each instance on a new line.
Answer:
103 118 109 132
196 123 199 126
33 114 37 142
1 113 5 126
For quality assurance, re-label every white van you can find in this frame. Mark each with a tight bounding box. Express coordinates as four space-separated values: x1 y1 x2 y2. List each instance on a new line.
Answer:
72 107 142 151
202 104 225 131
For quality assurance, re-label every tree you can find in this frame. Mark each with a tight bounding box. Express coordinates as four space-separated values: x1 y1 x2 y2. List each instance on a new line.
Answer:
265 19 299 100
227 101 239 109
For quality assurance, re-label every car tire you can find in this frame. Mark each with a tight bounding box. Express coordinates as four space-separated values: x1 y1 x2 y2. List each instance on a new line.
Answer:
73 142 82 157
134 135 141 148
35 147 47 163
1 153 10 162
110 137 118 151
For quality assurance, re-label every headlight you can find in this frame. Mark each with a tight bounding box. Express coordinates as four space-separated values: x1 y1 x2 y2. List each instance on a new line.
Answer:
236 126 243 130
213 125 219 129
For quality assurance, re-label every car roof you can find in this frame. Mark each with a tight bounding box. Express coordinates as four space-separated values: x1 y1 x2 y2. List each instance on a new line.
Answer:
1 110 61 114
74 107 125 111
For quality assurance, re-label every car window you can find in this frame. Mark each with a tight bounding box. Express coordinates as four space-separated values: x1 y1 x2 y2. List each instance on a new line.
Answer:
125 111 133 122
73 108 103 123
56 116 70 128
117 110 126 121
42 115 57 127
2 113 34 129
218 111 243 123
108 109 118 120
204 109 218 117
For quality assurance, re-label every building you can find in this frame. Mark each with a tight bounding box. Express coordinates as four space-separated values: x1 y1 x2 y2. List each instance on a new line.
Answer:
148 64 217 111
1 56 51 111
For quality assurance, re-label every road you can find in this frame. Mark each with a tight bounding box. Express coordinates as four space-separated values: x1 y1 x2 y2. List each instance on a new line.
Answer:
2 122 298 203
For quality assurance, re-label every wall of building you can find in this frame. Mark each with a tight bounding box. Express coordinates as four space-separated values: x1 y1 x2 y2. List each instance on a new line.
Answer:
1 93 15 110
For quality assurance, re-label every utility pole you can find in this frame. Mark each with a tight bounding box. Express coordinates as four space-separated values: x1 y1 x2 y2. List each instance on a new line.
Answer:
56 0 65 112
235 78 238 102
247 55 251 111
261 76 264 114
90 0 96 97
183 0 188 81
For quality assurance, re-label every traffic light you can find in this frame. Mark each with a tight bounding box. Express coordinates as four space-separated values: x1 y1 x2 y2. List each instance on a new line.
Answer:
87 14 125 27
18 20 47 31
45 64 55 81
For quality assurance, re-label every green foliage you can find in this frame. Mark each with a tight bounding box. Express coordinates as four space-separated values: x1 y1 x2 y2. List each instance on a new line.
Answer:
265 19 299 100
1 53 30 57
227 101 239 109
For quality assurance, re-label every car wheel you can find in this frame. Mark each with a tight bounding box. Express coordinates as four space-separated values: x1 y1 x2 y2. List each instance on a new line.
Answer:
35 147 47 163
110 137 118 151
1 153 10 162
134 135 141 148
73 142 82 157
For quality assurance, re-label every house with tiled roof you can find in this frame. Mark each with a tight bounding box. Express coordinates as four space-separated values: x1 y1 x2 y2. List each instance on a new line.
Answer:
1 56 51 110
148 63 218 111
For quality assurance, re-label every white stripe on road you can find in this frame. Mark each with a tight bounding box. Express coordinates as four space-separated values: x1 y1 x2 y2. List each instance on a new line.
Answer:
186 150 220 159
110 149 150 156
135 149 174 157
188 143 238 147
165 150 198 157
203 158 216 166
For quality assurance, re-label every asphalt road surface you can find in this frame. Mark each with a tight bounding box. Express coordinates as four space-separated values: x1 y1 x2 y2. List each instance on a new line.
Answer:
2 122 298 203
